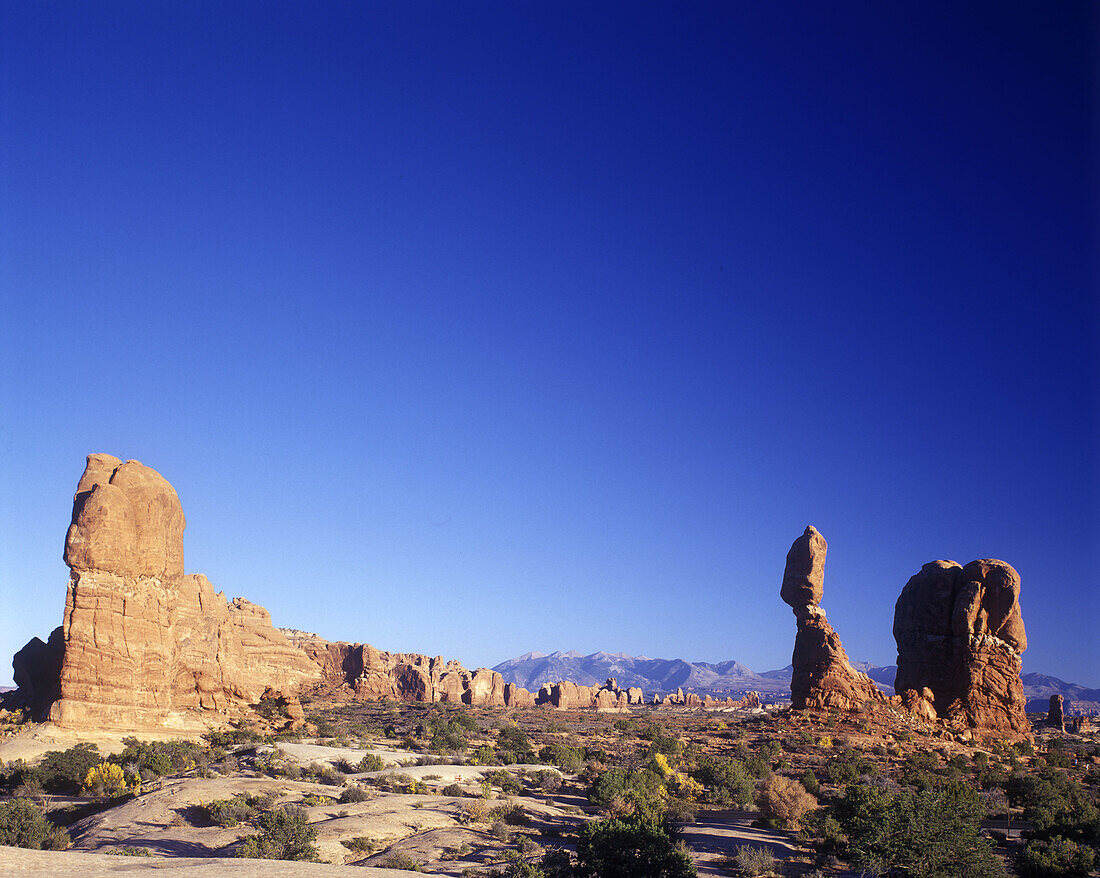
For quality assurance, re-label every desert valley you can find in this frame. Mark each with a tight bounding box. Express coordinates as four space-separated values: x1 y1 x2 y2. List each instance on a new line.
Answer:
0 455 1097 878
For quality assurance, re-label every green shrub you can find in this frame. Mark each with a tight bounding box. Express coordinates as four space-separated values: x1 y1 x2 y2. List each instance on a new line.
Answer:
0 798 71 850
1019 835 1097 877
690 755 754 807
589 767 667 822
539 742 585 774
442 782 466 797
341 836 376 854
832 780 1004 878
339 783 370 803
800 769 821 796
205 794 259 827
532 768 563 793
34 743 102 793
235 806 319 860
357 752 385 772
574 817 697 878
483 769 523 795
380 851 424 871
111 737 205 779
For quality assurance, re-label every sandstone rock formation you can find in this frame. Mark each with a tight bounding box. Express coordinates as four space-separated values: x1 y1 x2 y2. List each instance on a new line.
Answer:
46 455 319 729
893 558 1029 737
8 627 65 720
285 632 506 706
1047 695 1065 731
782 526 882 711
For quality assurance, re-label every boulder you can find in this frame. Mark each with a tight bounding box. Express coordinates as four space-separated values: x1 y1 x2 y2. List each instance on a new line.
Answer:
893 558 1029 737
781 525 827 608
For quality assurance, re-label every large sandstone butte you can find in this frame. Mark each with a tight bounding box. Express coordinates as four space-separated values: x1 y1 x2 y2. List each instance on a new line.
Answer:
781 526 882 711
49 454 320 729
893 558 1029 737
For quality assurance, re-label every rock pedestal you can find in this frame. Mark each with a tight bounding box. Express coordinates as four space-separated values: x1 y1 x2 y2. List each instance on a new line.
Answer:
781 526 882 711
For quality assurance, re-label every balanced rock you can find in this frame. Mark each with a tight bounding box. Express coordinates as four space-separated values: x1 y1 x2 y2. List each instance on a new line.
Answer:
46 455 319 729
781 525 827 609
893 558 1029 737
1047 694 1065 731
782 526 882 711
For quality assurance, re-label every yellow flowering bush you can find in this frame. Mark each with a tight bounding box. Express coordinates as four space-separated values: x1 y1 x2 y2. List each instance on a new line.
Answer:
81 762 130 797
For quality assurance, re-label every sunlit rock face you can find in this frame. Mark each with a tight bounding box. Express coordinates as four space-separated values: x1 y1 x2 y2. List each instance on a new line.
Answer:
49 454 319 730
782 526 882 711
893 558 1029 737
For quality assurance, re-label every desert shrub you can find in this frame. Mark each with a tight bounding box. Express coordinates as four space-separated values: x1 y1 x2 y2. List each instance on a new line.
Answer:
756 774 817 829
1006 766 1100 844
532 768 563 793
381 851 424 871
800 768 821 796
1018 835 1097 877
831 780 1004 878
483 769 523 795
614 718 640 733
107 846 151 856
491 819 512 841
205 728 263 748
574 817 697 878
491 801 530 825
111 737 205 779
341 836 376 854
730 843 776 876
357 752 385 772
442 782 466 797
691 755 754 807
759 739 782 759
642 725 684 758
1014 740 1036 757
205 794 260 827
539 742 584 774
304 762 341 785
339 783 370 803
235 806 319 861
497 724 536 764
470 745 499 765
0 798 71 849
461 797 491 823
81 762 131 797
589 767 667 823
33 743 102 793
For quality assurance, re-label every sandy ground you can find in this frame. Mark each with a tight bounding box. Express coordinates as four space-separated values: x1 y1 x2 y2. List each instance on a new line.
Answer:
0 723 204 763
679 809 803 875
0 846 417 876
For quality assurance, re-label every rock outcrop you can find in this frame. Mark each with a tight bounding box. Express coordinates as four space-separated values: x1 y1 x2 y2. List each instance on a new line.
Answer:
8 627 65 720
285 632 506 706
782 527 882 711
46 454 320 729
893 559 1029 737
1047 695 1065 731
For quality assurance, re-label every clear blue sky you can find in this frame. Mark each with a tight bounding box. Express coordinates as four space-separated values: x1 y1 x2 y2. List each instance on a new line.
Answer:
1 3 1096 688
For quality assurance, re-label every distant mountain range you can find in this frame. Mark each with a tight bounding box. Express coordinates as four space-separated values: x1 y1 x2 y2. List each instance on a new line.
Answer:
492 651 1100 714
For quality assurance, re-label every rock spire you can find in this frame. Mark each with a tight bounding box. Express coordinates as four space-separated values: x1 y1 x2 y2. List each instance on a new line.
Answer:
781 526 881 711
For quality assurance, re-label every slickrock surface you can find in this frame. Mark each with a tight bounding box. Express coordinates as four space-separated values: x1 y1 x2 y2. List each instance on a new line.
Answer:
0 847 413 877
48 454 318 729
893 558 1030 737
782 527 882 711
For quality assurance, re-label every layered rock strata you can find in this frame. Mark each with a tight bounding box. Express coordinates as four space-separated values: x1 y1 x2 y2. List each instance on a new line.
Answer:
893 559 1029 737
49 454 319 729
782 526 882 711
285 632 507 706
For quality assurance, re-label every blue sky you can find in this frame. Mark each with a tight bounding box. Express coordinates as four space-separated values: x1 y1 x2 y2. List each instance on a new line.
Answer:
1 3 1096 688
